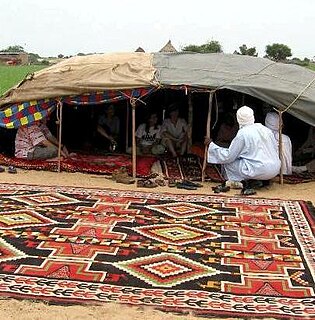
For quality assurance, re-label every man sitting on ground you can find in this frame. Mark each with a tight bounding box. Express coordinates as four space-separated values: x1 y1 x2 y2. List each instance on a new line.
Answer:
265 112 292 175
15 118 69 160
205 106 281 194
161 104 188 157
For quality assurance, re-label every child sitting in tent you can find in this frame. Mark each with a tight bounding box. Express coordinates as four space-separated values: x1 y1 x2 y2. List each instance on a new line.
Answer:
161 103 188 157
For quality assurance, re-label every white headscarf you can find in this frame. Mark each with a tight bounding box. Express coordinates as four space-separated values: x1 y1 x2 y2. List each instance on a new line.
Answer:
265 112 280 132
236 106 255 128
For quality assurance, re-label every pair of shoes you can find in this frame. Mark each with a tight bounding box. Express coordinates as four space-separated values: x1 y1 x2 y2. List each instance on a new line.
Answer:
181 180 203 188
137 179 158 188
8 166 17 174
212 184 230 193
176 182 197 190
241 188 257 196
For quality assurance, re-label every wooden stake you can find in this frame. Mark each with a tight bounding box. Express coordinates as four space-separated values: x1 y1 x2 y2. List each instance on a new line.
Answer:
131 100 137 178
278 110 284 185
202 92 214 182
187 92 193 153
57 101 63 173
125 100 130 153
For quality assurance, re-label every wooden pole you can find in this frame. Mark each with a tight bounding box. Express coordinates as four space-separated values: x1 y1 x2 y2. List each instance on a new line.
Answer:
125 100 130 153
202 91 214 182
131 100 137 178
57 101 63 173
187 92 193 153
278 110 284 185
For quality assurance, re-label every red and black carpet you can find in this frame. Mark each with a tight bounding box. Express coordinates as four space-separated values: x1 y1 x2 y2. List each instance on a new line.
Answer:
0 184 314 319
0 154 156 177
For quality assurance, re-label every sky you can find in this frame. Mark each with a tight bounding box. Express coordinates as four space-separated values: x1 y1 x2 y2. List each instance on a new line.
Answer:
0 0 314 58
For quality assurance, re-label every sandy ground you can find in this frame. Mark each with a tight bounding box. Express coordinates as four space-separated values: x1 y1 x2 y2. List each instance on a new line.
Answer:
0 168 314 320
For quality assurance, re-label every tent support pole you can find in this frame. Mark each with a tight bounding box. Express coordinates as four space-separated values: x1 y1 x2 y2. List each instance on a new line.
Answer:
57 101 63 173
277 110 284 185
187 92 193 153
202 91 214 182
131 100 137 178
125 100 130 153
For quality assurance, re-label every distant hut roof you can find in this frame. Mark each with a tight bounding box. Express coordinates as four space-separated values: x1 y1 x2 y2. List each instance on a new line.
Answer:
159 40 177 53
135 47 145 53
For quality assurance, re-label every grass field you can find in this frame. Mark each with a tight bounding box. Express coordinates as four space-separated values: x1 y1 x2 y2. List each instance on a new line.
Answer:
307 62 315 71
0 64 46 96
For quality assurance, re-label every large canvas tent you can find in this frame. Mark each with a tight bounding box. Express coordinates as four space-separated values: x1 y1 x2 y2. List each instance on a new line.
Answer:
0 52 315 177
1 52 315 126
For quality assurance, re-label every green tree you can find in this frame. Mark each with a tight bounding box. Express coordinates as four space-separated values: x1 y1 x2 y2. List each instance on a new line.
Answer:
182 40 223 53
28 52 41 64
0 45 25 52
265 43 292 61
234 44 258 56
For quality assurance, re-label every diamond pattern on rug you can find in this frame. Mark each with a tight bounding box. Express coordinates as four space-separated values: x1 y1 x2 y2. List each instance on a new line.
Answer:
134 224 219 245
0 183 314 319
114 253 218 287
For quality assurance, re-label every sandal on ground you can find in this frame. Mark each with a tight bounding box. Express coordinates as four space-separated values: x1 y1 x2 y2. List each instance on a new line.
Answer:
116 176 135 184
8 166 17 174
142 179 158 188
0 167 5 173
212 184 230 193
182 180 203 188
241 188 257 196
176 182 197 190
168 178 177 188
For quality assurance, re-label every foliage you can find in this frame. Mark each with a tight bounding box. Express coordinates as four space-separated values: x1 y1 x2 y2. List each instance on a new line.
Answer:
0 65 46 96
234 44 257 56
182 40 223 53
28 53 41 64
0 45 25 52
265 43 292 61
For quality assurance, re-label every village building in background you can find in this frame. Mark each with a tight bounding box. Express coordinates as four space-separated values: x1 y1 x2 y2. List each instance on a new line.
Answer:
0 52 29 65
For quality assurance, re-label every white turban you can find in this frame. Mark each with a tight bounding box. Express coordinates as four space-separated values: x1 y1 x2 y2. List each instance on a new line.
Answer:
236 106 255 127
265 112 279 131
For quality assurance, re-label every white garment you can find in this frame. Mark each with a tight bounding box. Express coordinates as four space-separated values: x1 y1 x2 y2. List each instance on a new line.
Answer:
265 112 292 175
208 123 281 181
237 106 255 127
161 118 188 139
136 124 161 146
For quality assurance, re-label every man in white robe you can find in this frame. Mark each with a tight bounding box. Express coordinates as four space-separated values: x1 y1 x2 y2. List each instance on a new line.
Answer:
265 112 292 175
207 106 281 182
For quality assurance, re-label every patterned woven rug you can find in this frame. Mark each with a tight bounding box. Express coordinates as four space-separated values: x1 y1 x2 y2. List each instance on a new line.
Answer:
160 155 224 182
0 184 314 319
282 172 315 184
0 154 156 177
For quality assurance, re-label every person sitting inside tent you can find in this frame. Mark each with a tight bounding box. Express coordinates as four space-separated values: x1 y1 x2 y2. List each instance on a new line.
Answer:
161 104 188 157
15 118 69 160
215 112 238 148
96 104 120 152
205 106 281 194
265 111 292 175
135 112 165 155
295 126 315 160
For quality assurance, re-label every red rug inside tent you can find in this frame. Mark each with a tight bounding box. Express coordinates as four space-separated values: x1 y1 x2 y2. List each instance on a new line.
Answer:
0 153 157 177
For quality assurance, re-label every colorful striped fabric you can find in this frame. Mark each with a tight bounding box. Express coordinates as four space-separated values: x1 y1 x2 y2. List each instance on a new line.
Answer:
0 87 155 129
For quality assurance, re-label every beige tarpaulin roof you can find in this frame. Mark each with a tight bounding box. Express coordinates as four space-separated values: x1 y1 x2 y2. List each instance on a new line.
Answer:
0 52 157 106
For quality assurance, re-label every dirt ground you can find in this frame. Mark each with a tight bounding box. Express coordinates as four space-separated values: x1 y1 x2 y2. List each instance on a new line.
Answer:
0 168 314 320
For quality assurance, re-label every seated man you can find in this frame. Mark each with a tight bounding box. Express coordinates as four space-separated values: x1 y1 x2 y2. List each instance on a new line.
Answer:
206 106 281 191
97 104 120 152
265 112 292 175
161 104 188 157
215 112 238 148
135 112 165 155
295 126 315 160
15 118 69 160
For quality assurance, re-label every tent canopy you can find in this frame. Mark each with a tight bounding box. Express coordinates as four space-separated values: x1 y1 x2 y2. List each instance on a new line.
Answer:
1 52 315 127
